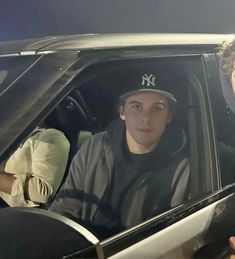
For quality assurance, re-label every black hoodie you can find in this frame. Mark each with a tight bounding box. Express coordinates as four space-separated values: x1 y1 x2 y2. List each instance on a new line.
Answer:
51 120 190 239
92 120 189 237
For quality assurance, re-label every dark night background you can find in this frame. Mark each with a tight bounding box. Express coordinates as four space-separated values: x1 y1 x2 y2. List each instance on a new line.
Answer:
1 0 235 42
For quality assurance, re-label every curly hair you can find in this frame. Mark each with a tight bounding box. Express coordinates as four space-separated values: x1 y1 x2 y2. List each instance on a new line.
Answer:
220 40 235 78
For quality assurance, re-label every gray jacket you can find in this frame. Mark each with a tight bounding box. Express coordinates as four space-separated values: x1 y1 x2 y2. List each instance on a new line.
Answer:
50 130 190 233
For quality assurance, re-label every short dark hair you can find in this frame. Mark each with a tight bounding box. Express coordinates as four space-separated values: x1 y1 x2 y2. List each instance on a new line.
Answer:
220 40 235 78
117 94 174 112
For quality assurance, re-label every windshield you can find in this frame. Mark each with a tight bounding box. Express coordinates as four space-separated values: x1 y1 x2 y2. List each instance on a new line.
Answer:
0 51 79 161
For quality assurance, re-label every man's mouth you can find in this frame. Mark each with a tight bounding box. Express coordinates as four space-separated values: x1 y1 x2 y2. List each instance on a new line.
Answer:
137 128 154 132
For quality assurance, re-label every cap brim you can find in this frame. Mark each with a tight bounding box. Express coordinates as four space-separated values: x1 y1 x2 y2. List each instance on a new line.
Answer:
119 89 177 103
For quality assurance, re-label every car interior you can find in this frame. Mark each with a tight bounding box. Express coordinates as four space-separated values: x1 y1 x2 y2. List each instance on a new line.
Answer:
43 56 207 208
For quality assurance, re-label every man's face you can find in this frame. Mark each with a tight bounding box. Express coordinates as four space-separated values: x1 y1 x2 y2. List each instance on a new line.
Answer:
119 91 172 154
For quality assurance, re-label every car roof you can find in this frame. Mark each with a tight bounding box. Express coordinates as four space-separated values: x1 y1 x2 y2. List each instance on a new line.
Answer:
1 33 235 55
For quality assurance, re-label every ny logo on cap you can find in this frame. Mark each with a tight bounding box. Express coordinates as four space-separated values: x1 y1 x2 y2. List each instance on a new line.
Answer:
141 74 156 87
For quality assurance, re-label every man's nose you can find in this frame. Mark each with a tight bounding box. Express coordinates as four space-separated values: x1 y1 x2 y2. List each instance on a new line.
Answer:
141 109 152 122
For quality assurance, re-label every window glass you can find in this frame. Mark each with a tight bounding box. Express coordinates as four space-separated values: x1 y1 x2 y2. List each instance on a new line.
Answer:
0 55 39 95
210 54 235 187
183 57 217 194
73 56 210 232
0 51 77 160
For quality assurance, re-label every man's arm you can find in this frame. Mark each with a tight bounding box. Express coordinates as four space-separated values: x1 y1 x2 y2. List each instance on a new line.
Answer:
49 133 95 220
49 148 85 220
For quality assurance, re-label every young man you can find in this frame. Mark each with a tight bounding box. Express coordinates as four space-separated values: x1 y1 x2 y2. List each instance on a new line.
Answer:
219 40 235 122
50 67 190 238
221 39 235 95
220 40 235 257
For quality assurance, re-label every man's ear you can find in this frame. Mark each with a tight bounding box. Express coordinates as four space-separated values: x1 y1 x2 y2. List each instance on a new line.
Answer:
118 105 126 121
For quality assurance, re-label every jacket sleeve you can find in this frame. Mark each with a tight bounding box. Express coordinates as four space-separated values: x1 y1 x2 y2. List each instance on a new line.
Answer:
170 158 190 207
49 138 91 221
10 129 70 205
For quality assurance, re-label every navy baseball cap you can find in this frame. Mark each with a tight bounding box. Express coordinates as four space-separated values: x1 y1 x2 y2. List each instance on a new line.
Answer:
118 66 177 103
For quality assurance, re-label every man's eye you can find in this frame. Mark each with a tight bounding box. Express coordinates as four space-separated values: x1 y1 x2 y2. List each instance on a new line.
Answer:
153 105 165 111
132 104 141 110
